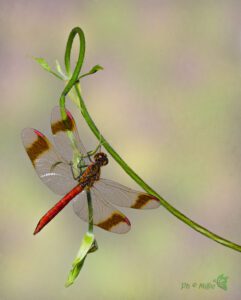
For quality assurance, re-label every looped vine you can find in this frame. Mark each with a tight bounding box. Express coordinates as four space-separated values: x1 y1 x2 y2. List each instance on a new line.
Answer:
59 27 86 120
34 26 241 286
58 26 241 253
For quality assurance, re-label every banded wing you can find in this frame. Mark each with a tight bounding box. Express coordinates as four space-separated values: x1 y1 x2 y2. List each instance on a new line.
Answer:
95 179 160 209
51 106 89 163
21 128 77 195
73 188 131 234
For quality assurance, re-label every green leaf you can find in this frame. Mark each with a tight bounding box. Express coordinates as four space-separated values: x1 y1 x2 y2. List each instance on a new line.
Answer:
55 60 68 79
88 64 104 74
33 57 63 80
65 232 97 287
33 57 51 71
78 64 104 80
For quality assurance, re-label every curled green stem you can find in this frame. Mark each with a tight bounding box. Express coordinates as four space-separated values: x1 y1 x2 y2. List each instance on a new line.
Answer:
60 27 85 120
60 27 241 253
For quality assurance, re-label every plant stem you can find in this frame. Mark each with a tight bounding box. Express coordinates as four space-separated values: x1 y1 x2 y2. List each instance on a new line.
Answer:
61 27 241 253
87 189 94 233
59 27 85 120
74 84 241 253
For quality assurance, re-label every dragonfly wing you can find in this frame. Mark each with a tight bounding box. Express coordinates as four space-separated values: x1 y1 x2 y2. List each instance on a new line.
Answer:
73 188 131 234
95 179 160 209
22 128 77 195
51 106 89 163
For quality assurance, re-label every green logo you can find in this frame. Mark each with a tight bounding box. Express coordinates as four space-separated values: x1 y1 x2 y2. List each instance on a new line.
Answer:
215 274 228 291
181 274 228 291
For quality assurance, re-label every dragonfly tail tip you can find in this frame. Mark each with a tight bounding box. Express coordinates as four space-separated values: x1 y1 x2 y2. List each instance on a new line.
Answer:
33 224 41 235
33 229 38 235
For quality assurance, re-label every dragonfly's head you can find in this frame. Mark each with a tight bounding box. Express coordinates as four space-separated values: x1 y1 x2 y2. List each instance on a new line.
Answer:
94 152 108 166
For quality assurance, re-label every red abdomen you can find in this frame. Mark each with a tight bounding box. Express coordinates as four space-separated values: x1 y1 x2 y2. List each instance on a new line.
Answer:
34 184 83 235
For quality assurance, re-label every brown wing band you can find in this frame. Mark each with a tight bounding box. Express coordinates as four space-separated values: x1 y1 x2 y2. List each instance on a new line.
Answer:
97 213 130 231
131 194 159 209
26 132 49 166
51 112 75 134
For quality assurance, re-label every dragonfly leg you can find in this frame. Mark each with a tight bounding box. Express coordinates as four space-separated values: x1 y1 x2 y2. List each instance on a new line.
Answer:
86 140 103 162
70 164 79 180
79 164 88 176
82 133 104 162
70 161 88 180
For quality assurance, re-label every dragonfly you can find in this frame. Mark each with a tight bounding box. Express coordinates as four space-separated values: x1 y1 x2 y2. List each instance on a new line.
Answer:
21 106 160 235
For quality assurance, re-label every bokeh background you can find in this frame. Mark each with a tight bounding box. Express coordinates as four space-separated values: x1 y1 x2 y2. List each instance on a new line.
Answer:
1 1 241 299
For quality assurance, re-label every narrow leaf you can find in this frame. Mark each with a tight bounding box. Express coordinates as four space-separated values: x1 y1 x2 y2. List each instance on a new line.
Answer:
65 232 96 287
33 57 63 80
78 64 104 80
88 64 104 74
55 60 68 79
33 57 51 71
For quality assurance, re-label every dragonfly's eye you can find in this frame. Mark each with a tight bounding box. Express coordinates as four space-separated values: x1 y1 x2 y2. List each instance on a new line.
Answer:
94 152 108 166
102 156 108 166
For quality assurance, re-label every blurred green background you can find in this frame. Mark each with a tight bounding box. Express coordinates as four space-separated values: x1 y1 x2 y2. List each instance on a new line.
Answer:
1 1 241 299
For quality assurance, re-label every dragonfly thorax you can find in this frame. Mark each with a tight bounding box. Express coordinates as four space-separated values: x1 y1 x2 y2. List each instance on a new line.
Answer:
94 152 108 166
